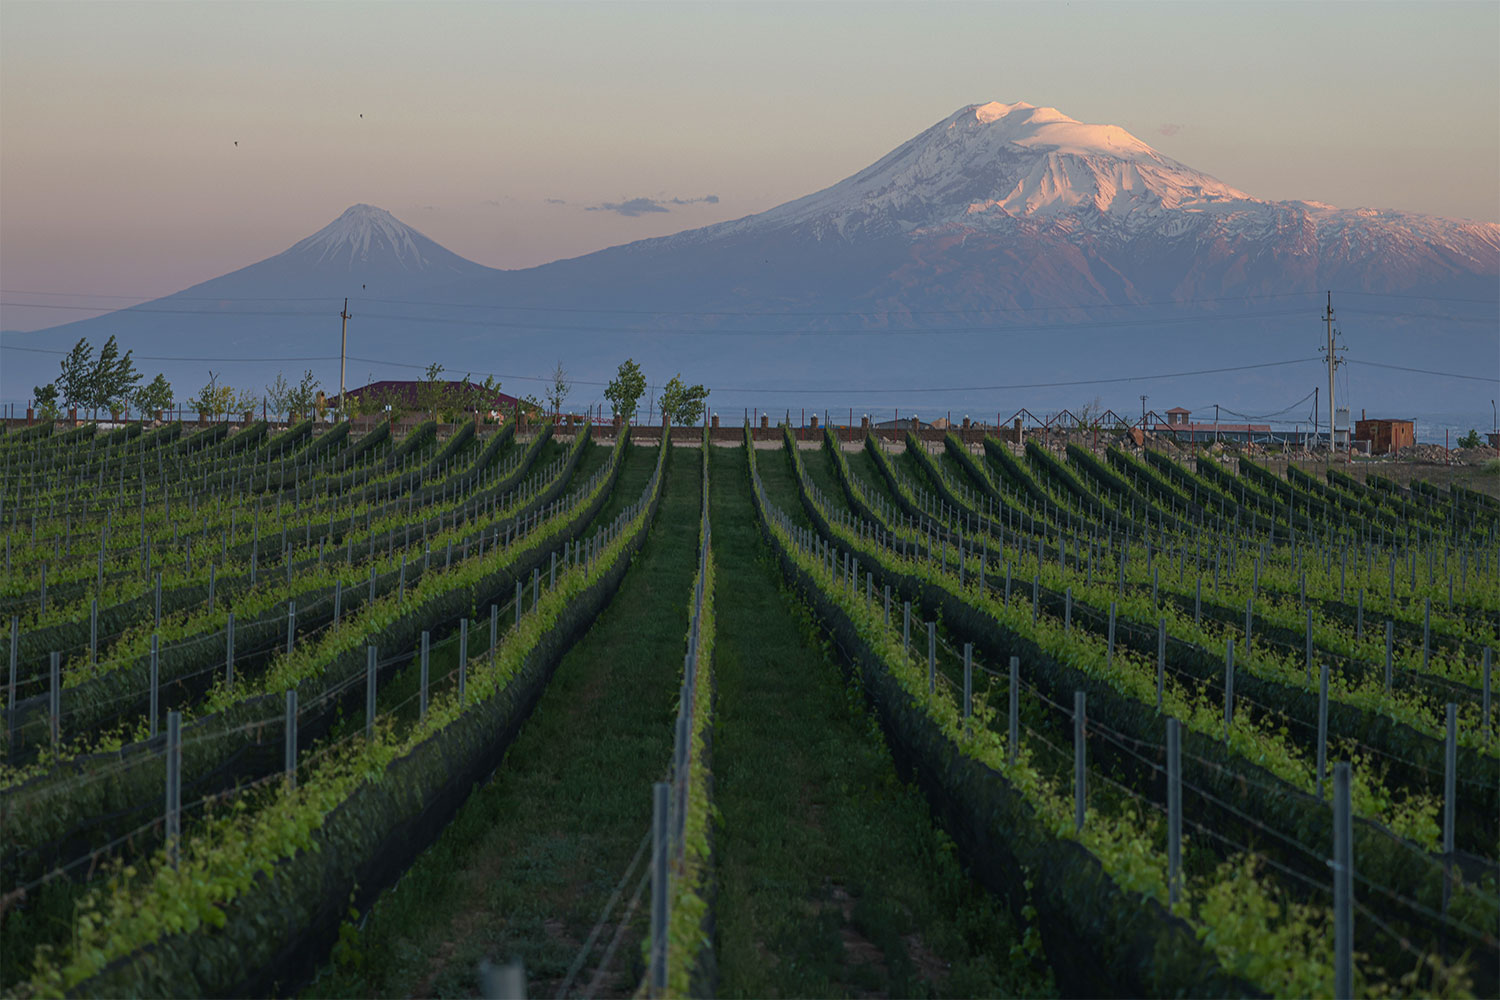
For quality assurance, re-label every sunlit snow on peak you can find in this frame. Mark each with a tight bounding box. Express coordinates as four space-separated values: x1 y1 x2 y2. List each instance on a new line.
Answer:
289 203 438 272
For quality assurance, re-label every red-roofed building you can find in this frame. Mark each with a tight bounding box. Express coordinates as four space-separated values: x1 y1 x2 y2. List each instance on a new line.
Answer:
1152 406 1273 444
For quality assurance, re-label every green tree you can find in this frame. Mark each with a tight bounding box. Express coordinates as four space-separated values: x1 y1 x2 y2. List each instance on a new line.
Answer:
657 374 709 426
545 362 571 417
33 383 61 421
604 359 646 421
57 338 94 410
265 373 292 420
89 336 141 413
233 387 259 417
1457 428 1483 449
133 374 174 417
192 372 234 420
451 374 499 418
416 363 449 418
285 370 321 422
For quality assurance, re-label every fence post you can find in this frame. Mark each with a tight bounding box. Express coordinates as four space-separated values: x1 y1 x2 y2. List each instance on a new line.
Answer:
490 604 498 668
1317 664 1330 799
1333 761 1353 1000
286 600 296 655
649 782 669 997
927 622 936 694
1224 638 1234 741
1423 597 1431 672
6 617 16 746
165 710 182 869
903 602 911 654
1384 621 1394 694
1064 587 1072 633
963 643 972 723
90 599 98 665
1443 702 1457 918
1107 602 1116 668
1008 655 1020 766
1304 608 1313 683
49 651 60 747
459 618 468 705
333 580 342 625
1167 717 1182 905
883 584 890 626
366 646 377 741
150 633 160 737
1484 647 1492 743
1074 690 1087 832
285 689 297 788
516 580 523 625
420 631 430 720
1156 618 1165 711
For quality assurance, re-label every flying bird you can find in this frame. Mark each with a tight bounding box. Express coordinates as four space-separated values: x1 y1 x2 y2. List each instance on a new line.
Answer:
233 141 238 147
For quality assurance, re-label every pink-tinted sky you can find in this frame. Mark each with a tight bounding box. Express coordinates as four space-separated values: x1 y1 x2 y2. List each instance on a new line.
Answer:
2 1 1497 332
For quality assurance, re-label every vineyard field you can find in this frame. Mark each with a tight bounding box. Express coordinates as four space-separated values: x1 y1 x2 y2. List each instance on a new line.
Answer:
0 418 1495 999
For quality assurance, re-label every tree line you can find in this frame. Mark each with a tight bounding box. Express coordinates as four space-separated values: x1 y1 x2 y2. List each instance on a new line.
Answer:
30 339 710 427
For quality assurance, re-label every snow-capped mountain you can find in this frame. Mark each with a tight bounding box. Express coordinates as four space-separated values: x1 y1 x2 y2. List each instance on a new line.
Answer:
4 102 1495 417
596 101 1497 309
689 101 1254 242
283 204 473 275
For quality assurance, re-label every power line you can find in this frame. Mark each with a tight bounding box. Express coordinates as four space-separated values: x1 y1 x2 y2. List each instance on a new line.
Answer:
0 300 1314 334
359 354 1320 394
1 288 1326 317
1344 359 1500 382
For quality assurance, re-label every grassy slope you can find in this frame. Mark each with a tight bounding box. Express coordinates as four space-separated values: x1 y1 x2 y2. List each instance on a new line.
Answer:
710 445 1053 999
305 444 699 999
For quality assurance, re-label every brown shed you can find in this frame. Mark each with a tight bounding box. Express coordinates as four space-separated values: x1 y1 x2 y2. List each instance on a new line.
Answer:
1353 418 1415 455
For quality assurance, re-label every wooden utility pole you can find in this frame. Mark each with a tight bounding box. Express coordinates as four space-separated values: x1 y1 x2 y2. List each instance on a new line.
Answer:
338 298 351 420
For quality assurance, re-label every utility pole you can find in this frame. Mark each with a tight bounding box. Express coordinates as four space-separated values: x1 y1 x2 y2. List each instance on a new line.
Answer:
1314 386 1319 451
1140 395 1148 432
1214 403 1220 445
338 298 351 421
1320 291 1340 454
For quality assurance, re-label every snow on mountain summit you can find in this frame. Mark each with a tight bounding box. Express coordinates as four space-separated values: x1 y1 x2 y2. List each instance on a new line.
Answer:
286 203 451 273
679 101 1253 243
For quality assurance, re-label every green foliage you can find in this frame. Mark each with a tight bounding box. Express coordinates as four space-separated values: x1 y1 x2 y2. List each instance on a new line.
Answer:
416 362 448 418
32 382 61 421
545 361 570 416
265 373 292 419
286 370 321 422
1457 428 1482 449
57 337 94 408
658 373 709 426
132 373 174 416
189 373 238 420
605 358 646 421
89 336 142 412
